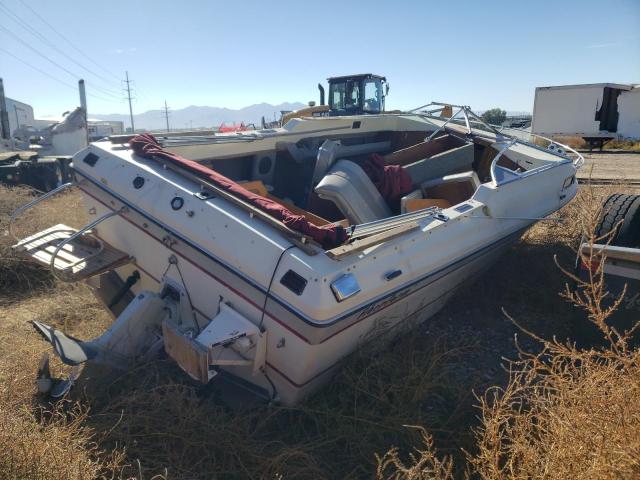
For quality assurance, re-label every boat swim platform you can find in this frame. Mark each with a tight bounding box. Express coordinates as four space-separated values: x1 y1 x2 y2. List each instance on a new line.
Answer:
12 224 132 282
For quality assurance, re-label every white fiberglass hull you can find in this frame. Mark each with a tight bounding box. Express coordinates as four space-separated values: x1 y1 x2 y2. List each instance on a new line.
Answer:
79 179 517 403
53 111 579 405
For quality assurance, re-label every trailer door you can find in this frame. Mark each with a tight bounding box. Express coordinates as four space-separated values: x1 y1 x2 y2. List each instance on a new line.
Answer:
595 87 622 133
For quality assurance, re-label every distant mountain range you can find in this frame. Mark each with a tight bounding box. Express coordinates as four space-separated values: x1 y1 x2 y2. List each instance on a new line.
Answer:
92 102 307 131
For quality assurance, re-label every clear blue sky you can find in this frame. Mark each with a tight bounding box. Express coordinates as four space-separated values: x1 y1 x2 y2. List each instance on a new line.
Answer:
1 0 639 118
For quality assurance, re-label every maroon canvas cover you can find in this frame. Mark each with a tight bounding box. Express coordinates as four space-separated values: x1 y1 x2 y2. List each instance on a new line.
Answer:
363 153 413 207
129 134 348 249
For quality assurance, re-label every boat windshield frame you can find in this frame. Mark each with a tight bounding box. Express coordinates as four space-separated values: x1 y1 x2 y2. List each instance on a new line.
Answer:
408 102 584 170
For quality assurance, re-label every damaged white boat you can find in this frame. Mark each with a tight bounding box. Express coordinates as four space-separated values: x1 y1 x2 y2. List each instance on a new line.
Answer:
11 101 582 405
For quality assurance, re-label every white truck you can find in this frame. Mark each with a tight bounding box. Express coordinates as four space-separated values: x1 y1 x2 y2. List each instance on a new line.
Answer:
532 83 640 150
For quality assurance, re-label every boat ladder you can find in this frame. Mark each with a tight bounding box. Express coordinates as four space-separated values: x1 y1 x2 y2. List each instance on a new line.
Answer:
10 183 132 282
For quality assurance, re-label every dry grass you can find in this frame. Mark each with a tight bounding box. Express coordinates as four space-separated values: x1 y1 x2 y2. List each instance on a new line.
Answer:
80 328 476 479
0 183 638 479
552 135 587 150
551 136 640 152
0 399 128 480
0 186 133 479
604 139 640 152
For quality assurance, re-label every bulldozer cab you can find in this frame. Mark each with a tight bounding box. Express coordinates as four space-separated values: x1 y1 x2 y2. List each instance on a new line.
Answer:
277 73 389 126
327 74 387 116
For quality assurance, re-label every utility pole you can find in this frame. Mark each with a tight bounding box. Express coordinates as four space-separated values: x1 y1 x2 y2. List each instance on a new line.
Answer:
124 71 135 132
78 79 87 113
163 100 171 132
0 78 10 139
78 79 89 145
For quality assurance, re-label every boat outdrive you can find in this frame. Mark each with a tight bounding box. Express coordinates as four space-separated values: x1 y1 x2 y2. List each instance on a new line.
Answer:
11 102 582 405
31 280 267 384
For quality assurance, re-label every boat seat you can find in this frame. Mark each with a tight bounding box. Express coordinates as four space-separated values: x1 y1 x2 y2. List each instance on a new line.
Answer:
276 140 316 164
315 160 392 224
311 139 340 186
310 139 394 188
422 170 481 190
401 189 455 213
404 198 452 212
382 134 465 167
421 171 481 206
400 189 424 214
404 143 474 186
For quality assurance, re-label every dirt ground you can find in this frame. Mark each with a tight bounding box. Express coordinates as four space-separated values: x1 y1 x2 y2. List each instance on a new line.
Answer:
577 150 640 181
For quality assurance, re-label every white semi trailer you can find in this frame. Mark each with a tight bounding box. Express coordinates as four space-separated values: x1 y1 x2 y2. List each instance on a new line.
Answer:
532 83 640 150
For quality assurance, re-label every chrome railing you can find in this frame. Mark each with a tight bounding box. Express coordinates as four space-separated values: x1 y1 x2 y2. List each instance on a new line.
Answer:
9 182 74 241
49 207 128 282
409 102 585 181
348 206 440 239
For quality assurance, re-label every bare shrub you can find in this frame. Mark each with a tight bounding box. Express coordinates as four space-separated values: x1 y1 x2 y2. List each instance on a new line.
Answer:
378 184 640 479
376 426 454 480
470 184 640 478
469 334 640 479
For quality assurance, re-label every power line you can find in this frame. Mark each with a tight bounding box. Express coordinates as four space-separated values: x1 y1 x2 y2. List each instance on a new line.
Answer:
0 24 78 80
0 47 76 90
131 81 151 105
17 0 122 83
0 3 122 95
0 24 122 101
2 3 154 116
0 47 118 104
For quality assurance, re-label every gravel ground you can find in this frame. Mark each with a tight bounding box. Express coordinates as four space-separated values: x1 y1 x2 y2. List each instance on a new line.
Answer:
577 150 640 181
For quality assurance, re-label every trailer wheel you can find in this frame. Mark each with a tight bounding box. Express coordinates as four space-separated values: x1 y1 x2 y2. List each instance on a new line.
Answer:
594 193 640 248
41 164 63 192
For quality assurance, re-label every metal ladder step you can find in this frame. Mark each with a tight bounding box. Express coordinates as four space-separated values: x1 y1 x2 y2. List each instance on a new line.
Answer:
12 223 132 281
